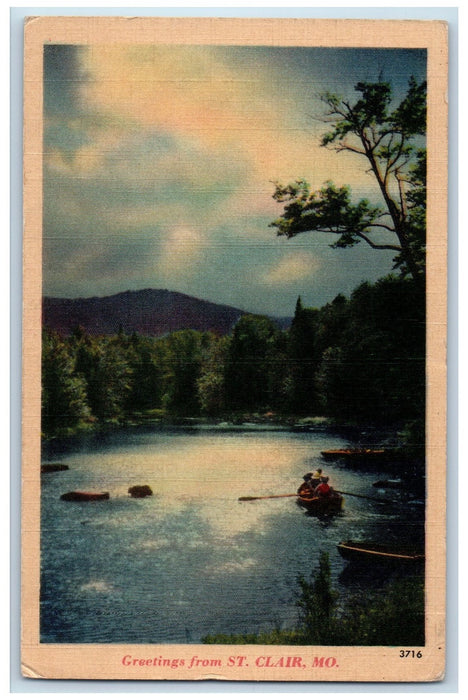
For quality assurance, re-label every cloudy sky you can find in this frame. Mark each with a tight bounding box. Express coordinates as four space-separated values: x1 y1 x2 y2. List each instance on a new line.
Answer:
43 44 426 316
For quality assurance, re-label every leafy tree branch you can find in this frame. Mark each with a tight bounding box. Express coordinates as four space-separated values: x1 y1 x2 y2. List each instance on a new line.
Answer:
270 77 427 285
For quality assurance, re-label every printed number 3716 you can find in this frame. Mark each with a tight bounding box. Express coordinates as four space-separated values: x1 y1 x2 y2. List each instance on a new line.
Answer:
399 650 423 658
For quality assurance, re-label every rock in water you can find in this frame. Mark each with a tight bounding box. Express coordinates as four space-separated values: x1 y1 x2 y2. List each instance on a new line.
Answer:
128 485 153 498
41 463 69 473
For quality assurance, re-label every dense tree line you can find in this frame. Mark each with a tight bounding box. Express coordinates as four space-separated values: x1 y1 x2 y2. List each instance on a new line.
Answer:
41 274 424 438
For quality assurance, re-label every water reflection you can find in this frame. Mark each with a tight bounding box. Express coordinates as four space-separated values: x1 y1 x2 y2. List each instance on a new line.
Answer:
41 426 424 643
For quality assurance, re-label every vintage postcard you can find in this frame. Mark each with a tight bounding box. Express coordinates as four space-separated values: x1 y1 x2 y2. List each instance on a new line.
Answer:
22 16 448 682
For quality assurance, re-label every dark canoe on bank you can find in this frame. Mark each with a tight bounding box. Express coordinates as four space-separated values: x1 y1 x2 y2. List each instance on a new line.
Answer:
60 491 110 502
337 541 425 565
297 492 344 515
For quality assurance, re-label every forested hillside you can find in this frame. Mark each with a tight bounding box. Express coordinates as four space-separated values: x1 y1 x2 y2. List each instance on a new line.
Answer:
43 288 290 338
42 275 425 439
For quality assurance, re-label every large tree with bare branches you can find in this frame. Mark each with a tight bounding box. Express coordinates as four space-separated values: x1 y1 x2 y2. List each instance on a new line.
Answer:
270 78 427 286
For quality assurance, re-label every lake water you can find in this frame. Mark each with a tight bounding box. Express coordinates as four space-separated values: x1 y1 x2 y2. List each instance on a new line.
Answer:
40 425 424 643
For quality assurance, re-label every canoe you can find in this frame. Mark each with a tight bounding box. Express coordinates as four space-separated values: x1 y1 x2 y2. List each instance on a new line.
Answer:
337 540 424 565
297 492 344 515
60 491 110 502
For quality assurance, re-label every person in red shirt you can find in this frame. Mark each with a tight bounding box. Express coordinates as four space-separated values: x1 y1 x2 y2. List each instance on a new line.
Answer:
314 475 332 498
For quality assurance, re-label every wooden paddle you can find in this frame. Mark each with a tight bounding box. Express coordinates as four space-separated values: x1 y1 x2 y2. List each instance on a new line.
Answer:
239 490 399 504
238 493 298 501
335 490 399 505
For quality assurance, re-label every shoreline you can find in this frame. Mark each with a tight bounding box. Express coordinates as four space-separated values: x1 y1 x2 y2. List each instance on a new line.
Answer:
41 412 407 443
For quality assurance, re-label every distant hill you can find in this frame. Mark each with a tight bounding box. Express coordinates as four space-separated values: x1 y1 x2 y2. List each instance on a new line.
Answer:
42 289 291 337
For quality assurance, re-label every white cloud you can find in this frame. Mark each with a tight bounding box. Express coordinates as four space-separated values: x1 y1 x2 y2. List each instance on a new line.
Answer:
157 226 207 277
262 252 320 286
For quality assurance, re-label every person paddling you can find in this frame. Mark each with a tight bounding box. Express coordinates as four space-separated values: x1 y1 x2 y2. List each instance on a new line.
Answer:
297 468 323 495
314 475 333 498
309 468 323 489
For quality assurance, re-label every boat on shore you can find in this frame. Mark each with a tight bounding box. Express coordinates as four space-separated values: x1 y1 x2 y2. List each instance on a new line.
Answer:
337 540 424 565
60 491 110 502
297 491 344 515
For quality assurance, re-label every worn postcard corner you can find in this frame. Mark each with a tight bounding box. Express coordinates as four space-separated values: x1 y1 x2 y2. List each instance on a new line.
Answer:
21 15 448 683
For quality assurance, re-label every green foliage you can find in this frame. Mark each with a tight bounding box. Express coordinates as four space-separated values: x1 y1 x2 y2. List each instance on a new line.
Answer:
321 81 393 143
390 76 427 136
286 298 321 413
197 335 229 415
203 554 425 647
271 180 385 248
43 328 161 435
161 330 206 415
296 552 340 644
74 335 132 422
271 77 427 284
315 276 425 423
125 340 164 412
340 577 425 646
224 315 283 411
42 331 91 436
295 554 424 646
